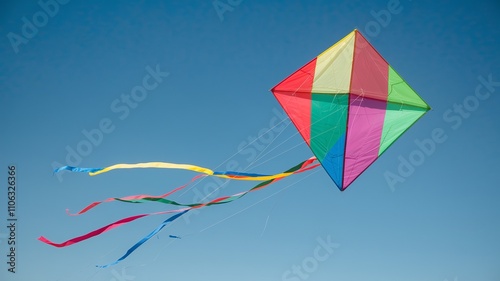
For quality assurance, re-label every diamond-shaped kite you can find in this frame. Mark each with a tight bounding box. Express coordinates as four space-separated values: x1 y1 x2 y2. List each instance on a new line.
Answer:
271 29 430 191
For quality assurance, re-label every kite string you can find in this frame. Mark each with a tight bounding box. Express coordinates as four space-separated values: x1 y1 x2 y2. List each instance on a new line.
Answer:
149 114 294 204
198 65 324 237
173 115 293 201
198 168 320 234
197 110 294 203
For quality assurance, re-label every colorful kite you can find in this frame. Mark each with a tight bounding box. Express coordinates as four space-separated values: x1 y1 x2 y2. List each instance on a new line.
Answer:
39 29 429 267
272 29 430 190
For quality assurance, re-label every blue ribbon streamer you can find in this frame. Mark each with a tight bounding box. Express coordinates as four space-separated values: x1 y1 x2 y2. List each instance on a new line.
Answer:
54 166 103 174
97 210 188 268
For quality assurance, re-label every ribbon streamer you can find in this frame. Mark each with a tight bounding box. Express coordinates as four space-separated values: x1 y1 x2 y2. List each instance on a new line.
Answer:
67 174 207 216
38 208 190 247
55 159 317 181
42 158 319 266
97 210 189 268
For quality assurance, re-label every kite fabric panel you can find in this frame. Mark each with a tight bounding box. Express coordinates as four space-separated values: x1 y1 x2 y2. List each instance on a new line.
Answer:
271 29 430 191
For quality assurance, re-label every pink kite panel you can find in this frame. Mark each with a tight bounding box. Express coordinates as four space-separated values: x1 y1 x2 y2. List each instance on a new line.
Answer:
343 96 386 188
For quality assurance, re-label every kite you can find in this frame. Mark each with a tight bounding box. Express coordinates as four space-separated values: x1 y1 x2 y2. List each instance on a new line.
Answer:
271 29 430 190
39 29 429 267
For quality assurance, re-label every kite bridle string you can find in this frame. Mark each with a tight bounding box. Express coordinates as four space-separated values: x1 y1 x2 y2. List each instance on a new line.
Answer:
189 68 315 202
173 116 292 201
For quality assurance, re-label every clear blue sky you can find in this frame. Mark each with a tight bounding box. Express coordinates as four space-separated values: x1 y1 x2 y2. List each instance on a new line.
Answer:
1 0 499 280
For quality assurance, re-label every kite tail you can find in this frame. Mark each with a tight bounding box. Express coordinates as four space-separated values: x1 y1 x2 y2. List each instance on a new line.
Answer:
42 157 319 267
41 158 318 247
